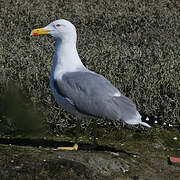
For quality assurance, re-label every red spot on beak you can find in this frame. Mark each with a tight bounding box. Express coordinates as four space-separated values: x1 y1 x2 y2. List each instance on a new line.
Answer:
33 33 39 36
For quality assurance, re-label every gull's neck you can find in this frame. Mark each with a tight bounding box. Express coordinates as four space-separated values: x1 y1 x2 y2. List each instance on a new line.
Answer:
51 38 85 80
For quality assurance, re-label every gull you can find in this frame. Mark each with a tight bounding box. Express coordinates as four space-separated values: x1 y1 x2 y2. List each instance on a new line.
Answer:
31 19 150 150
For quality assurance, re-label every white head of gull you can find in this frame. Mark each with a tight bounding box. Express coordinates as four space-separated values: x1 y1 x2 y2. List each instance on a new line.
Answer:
31 19 151 150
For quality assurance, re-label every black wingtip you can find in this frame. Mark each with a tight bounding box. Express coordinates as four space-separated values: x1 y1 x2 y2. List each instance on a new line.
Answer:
140 112 180 128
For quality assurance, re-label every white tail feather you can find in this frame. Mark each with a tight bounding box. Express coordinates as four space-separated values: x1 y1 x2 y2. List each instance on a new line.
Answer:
139 122 151 128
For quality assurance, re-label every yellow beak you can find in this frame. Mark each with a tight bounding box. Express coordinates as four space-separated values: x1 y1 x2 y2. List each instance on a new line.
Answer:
30 28 51 36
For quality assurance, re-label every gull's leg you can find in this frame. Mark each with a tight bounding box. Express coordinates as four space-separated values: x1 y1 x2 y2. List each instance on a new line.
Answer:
57 118 81 151
93 119 98 146
75 118 81 145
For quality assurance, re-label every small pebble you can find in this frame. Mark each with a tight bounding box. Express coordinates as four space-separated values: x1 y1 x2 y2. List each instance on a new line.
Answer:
109 152 119 156
146 117 149 121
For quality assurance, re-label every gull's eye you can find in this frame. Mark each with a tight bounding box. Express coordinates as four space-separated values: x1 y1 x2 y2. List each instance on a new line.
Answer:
56 24 61 27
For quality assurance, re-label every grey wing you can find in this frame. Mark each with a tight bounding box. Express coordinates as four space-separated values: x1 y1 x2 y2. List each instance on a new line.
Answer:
54 71 150 126
54 71 123 119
